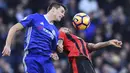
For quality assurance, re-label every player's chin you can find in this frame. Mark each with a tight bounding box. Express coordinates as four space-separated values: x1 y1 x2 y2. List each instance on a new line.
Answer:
57 19 61 21
57 18 61 21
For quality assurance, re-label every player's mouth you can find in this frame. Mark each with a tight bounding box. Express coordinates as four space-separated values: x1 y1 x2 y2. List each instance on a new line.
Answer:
59 16 62 19
59 16 61 19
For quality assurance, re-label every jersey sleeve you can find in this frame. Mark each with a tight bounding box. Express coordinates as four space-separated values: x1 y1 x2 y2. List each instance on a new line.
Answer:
59 31 66 41
19 14 33 28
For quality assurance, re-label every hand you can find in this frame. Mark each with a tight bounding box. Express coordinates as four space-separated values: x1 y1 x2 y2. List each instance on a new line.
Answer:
108 39 122 48
57 44 63 53
2 45 11 56
50 52 59 61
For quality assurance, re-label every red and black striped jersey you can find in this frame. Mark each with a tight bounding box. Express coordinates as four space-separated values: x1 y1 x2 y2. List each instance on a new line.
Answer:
59 31 90 59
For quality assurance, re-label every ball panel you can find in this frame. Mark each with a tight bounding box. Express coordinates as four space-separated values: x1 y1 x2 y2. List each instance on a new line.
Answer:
83 16 90 25
78 24 87 30
73 16 82 25
72 13 90 30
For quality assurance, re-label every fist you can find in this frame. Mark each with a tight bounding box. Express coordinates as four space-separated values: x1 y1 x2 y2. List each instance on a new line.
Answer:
109 39 122 48
50 52 59 61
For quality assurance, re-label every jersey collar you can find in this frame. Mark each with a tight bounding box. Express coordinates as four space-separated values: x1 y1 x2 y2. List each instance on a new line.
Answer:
44 15 54 25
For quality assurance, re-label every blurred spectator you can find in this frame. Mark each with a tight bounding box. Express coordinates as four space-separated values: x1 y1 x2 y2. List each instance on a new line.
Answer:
18 63 24 73
0 0 7 10
15 4 24 21
94 56 103 73
60 59 68 73
5 8 17 24
0 58 13 73
127 63 130 73
78 0 98 14
66 0 79 18
97 0 116 15
0 16 7 52
101 64 117 73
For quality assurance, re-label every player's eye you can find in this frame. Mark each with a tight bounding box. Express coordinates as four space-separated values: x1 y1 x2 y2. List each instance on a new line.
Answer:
61 10 64 13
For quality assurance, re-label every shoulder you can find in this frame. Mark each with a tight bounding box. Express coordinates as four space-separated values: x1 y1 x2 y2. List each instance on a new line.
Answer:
29 13 42 17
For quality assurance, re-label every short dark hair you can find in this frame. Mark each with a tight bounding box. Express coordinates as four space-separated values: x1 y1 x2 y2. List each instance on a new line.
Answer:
47 2 67 12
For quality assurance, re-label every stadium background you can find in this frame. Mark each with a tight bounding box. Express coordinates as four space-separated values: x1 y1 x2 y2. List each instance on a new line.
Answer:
0 0 130 73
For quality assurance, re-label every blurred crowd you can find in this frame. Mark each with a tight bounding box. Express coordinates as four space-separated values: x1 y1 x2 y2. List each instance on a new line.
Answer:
0 0 130 73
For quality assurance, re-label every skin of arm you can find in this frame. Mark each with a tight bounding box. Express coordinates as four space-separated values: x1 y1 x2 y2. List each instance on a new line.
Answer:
50 39 63 60
6 23 24 46
57 39 64 53
57 27 72 53
88 40 122 52
2 23 24 56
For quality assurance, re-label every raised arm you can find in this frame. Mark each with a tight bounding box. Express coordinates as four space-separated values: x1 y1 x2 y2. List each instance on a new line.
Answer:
2 23 24 56
88 39 122 52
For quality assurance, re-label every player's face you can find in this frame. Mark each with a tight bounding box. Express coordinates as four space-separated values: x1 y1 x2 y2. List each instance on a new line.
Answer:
54 6 65 21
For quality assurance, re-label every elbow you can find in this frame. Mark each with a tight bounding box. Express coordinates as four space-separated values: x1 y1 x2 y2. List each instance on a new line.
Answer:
89 46 97 52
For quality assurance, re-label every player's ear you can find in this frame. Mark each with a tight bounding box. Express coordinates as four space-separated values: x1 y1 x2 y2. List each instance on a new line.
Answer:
51 7 56 12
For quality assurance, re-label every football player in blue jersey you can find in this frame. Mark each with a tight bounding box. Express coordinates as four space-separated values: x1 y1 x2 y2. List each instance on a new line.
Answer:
2 2 67 73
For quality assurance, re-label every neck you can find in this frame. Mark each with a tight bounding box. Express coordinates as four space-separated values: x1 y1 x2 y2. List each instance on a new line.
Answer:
45 12 55 23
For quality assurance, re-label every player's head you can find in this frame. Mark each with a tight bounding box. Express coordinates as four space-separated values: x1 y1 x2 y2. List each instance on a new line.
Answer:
47 2 67 21
59 27 72 34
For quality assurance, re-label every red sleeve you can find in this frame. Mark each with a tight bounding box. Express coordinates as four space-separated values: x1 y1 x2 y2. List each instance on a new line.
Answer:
59 31 66 40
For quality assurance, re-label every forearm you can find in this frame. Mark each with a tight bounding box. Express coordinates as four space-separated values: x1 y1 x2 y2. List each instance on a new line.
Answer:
6 27 17 46
88 41 111 51
57 39 64 53
94 41 111 49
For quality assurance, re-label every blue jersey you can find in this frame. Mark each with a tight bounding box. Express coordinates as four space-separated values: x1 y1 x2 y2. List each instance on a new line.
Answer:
20 13 59 56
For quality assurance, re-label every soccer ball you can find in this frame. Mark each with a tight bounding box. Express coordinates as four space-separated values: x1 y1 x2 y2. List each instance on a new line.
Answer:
72 13 90 30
